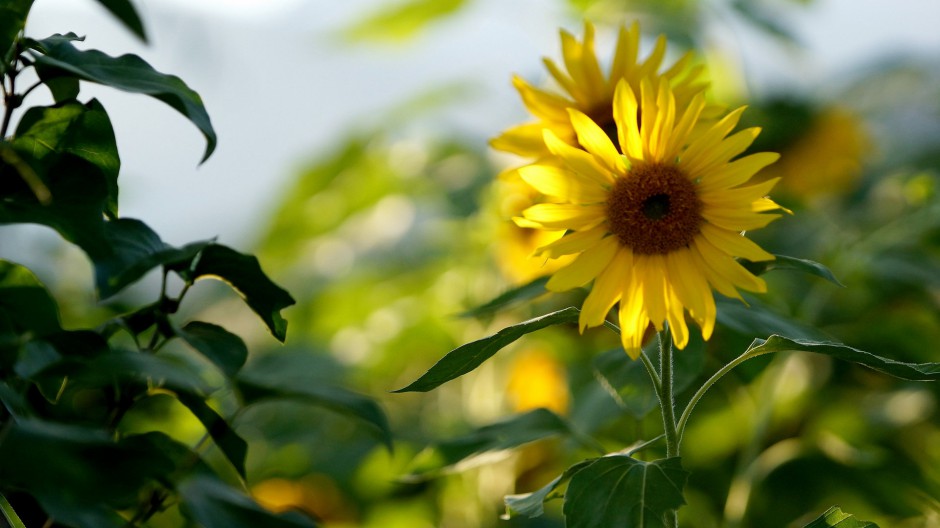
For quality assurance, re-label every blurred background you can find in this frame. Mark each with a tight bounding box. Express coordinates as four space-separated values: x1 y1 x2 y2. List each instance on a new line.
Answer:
3 0 940 526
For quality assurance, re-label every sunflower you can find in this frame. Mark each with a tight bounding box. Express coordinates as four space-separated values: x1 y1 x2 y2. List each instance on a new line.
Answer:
491 20 710 159
519 79 783 358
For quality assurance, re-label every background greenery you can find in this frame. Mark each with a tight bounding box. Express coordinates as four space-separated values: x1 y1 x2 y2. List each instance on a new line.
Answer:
2 0 939 527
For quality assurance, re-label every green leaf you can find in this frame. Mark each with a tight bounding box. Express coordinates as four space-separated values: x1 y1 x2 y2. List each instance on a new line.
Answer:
741 254 844 287
94 218 211 298
0 493 26 528
179 474 318 528
0 381 31 419
395 307 581 392
745 335 940 381
0 259 60 336
504 460 593 519
342 0 467 43
802 506 880 528
0 419 175 513
38 348 212 394
412 409 594 477
35 61 81 102
175 392 248 479
716 295 830 341
27 34 216 162
593 334 705 419
175 321 248 378
459 275 550 318
563 456 688 528
91 0 147 42
185 244 295 342
237 377 392 450
13 99 120 216
0 0 33 73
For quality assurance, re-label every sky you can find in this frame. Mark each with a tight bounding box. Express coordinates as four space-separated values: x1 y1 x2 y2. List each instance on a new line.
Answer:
11 0 940 252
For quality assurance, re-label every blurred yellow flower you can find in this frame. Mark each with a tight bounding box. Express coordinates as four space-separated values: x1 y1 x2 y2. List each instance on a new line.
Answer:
520 80 783 358
767 108 869 199
506 348 570 415
491 20 710 159
492 168 575 282
253 475 354 523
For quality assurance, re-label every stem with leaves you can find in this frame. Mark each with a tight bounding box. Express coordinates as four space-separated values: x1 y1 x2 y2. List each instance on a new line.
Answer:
653 330 680 527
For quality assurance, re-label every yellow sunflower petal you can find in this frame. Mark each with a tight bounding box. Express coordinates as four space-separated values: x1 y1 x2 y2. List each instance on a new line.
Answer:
613 80 643 161
610 21 640 83
522 203 607 230
663 92 706 161
680 106 747 166
490 122 550 157
694 236 767 294
546 235 620 291
637 254 667 332
702 209 780 232
697 152 780 193
699 223 775 262
665 285 690 349
700 178 781 210
665 249 717 340
542 57 579 101
535 225 608 257
618 281 649 359
568 109 626 173
519 163 609 203
579 247 633 331
512 75 573 122
683 127 761 176
543 129 616 186
635 34 667 80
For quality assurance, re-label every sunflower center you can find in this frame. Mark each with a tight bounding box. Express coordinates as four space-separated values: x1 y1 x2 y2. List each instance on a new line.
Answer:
606 162 703 255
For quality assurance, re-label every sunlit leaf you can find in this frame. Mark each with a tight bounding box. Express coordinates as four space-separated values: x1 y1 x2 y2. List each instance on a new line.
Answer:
412 409 597 477
0 493 26 528
746 334 940 381
13 100 120 216
459 275 550 318
238 377 391 450
0 259 60 336
0 0 33 74
175 321 248 378
504 460 593 518
179 475 318 528
395 307 581 392
741 254 844 287
176 392 248 479
27 34 216 162
343 0 467 43
802 506 880 527
184 244 295 342
91 0 146 42
563 456 688 528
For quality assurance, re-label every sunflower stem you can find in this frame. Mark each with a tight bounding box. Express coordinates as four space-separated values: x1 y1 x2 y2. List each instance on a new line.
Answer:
656 330 680 527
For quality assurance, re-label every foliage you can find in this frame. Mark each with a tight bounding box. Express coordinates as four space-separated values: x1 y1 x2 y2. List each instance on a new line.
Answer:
0 1 389 526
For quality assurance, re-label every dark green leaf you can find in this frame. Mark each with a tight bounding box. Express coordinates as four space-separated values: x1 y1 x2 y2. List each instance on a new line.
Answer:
27 35 216 162
35 61 80 102
186 244 295 342
39 348 211 394
0 381 31 419
12 99 120 217
176 392 248 479
238 377 391 450
0 153 111 258
593 333 705 419
741 254 844 287
0 260 60 336
0 419 175 512
0 0 33 73
746 335 940 381
731 0 799 45
716 295 830 341
459 275 549 318
395 307 580 392
802 506 880 528
94 218 211 298
504 460 594 519
175 321 248 378
180 475 318 528
0 492 26 528
342 0 467 43
412 409 592 477
91 0 147 42
564 456 688 528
